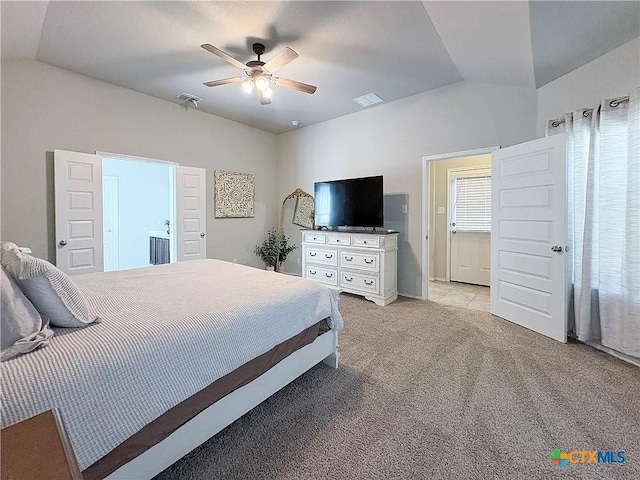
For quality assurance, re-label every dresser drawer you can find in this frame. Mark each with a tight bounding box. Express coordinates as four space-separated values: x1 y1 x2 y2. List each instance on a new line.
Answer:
352 235 380 248
340 271 379 294
327 234 351 246
340 251 379 272
306 247 338 266
306 266 338 286
303 232 326 244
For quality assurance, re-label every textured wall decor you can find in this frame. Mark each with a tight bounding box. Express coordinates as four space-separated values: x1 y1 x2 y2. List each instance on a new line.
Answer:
293 195 314 228
214 170 255 218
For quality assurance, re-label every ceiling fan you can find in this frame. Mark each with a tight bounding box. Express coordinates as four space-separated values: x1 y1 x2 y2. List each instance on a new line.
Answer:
201 42 317 105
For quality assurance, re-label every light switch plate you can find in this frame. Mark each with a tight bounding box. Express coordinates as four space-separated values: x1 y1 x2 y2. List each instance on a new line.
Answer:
401 205 408 214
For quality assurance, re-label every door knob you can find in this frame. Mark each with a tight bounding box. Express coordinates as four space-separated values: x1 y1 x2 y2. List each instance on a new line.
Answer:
551 245 563 252
200 232 205 238
58 240 67 247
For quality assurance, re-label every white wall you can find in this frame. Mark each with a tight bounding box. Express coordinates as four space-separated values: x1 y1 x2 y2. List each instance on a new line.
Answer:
277 81 538 297
102 158 171 270
1 60 279 267
537 37 640 137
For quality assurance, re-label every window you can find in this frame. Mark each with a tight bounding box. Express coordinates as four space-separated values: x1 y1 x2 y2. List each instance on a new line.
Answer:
454 175 491 232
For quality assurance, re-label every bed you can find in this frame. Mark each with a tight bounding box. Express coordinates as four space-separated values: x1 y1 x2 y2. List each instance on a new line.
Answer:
1 259 343 479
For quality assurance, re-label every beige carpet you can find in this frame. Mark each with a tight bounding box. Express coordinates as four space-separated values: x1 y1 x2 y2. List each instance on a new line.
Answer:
156 294 640 479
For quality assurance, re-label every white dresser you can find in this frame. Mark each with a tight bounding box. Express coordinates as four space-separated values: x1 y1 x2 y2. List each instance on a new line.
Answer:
301 230 398 306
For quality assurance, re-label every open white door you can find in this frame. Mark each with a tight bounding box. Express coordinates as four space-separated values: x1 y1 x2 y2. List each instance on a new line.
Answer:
54 149 104 275
176 166 206 261
491 134 567 342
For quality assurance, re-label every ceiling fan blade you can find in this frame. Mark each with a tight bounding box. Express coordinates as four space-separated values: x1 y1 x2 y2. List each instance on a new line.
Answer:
203 77 246 87
257 88 272 105
201 44 247 70
273 77 317 94
263 47 299 73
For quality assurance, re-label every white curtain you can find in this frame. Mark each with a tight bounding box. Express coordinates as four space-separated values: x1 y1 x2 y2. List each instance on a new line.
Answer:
550 88 640 357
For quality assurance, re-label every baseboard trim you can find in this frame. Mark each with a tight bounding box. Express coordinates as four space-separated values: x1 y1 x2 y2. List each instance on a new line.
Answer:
398 292 425 300
434 277 447 282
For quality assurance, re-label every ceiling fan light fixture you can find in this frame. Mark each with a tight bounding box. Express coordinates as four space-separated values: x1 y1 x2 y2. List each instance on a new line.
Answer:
254 75 269 91
241 80 254 94
263 87 273 99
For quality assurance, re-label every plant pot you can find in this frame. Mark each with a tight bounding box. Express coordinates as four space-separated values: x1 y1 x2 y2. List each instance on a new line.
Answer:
265 266 275 271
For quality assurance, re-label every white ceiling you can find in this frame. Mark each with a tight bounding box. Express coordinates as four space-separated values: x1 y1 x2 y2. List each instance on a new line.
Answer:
2 1 638 134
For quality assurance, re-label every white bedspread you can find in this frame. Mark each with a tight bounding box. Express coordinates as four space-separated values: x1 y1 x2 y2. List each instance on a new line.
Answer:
1 260 342 470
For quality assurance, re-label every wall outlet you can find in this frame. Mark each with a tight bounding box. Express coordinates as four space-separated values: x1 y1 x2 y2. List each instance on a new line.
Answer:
437 207 445 214
297 258 300 264
401 204 408 214
232 258 238 263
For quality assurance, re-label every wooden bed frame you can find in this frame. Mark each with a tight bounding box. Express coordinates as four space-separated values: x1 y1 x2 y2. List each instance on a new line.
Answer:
105 329 339 479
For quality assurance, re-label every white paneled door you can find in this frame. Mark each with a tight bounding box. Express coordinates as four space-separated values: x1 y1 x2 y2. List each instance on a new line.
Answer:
176 166 207 261
451 232 491 286
491 134 567 342
450 170 491 286
54 149 104 275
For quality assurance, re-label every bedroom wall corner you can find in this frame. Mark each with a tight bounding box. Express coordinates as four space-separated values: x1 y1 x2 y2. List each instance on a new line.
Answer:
0 60 280 268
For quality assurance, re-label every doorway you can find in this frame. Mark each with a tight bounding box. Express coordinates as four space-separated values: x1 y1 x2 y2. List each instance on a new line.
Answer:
421 146 499 306
102 156 175 271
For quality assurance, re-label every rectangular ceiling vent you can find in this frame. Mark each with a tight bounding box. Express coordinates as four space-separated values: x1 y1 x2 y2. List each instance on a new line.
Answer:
176 92 203 105
353 92 384 108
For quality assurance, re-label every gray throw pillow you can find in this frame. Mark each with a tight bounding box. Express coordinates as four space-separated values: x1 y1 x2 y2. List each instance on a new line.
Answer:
1 267 54 361
1 244 98 328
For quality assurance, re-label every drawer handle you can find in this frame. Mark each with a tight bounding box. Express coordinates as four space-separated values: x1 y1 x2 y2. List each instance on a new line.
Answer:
364 280 374 286
345 256 353 261
310 270 317 275
309 252 316 257
364 259 374 264
345 276 353 282
363 240 368 244
325 273 333 278
335 239 340 242
325 254 333 259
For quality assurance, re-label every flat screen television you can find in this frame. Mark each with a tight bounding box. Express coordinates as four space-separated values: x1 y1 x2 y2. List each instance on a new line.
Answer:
314 175 383 228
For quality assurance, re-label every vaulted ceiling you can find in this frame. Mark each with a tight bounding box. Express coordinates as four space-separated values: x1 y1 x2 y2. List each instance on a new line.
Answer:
2 1 638 133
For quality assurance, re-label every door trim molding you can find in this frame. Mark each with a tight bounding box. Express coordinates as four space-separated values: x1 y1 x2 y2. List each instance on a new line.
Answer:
421 146 500 301
96 151 178 166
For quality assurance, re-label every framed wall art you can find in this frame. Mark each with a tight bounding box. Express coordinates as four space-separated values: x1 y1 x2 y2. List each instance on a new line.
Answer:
214 170 255 218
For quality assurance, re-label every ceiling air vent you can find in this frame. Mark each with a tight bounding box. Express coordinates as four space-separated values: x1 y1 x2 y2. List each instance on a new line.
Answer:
353 92 383 108
176 92 203 107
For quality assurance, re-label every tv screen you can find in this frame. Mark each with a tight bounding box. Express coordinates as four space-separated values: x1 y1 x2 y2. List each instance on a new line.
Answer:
314 176 383 227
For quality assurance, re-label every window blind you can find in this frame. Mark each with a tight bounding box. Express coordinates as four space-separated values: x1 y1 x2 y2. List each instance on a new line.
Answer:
454 176 491 231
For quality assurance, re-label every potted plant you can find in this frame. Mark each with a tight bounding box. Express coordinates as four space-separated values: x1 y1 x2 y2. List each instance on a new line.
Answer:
255 228 297 271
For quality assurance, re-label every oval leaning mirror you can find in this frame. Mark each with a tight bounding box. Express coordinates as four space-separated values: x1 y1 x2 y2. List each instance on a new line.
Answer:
279 188 314 274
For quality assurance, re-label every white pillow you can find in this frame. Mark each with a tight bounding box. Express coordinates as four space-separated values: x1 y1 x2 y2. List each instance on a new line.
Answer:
1 241 31 261
1 267 54 361
1 244 98 328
